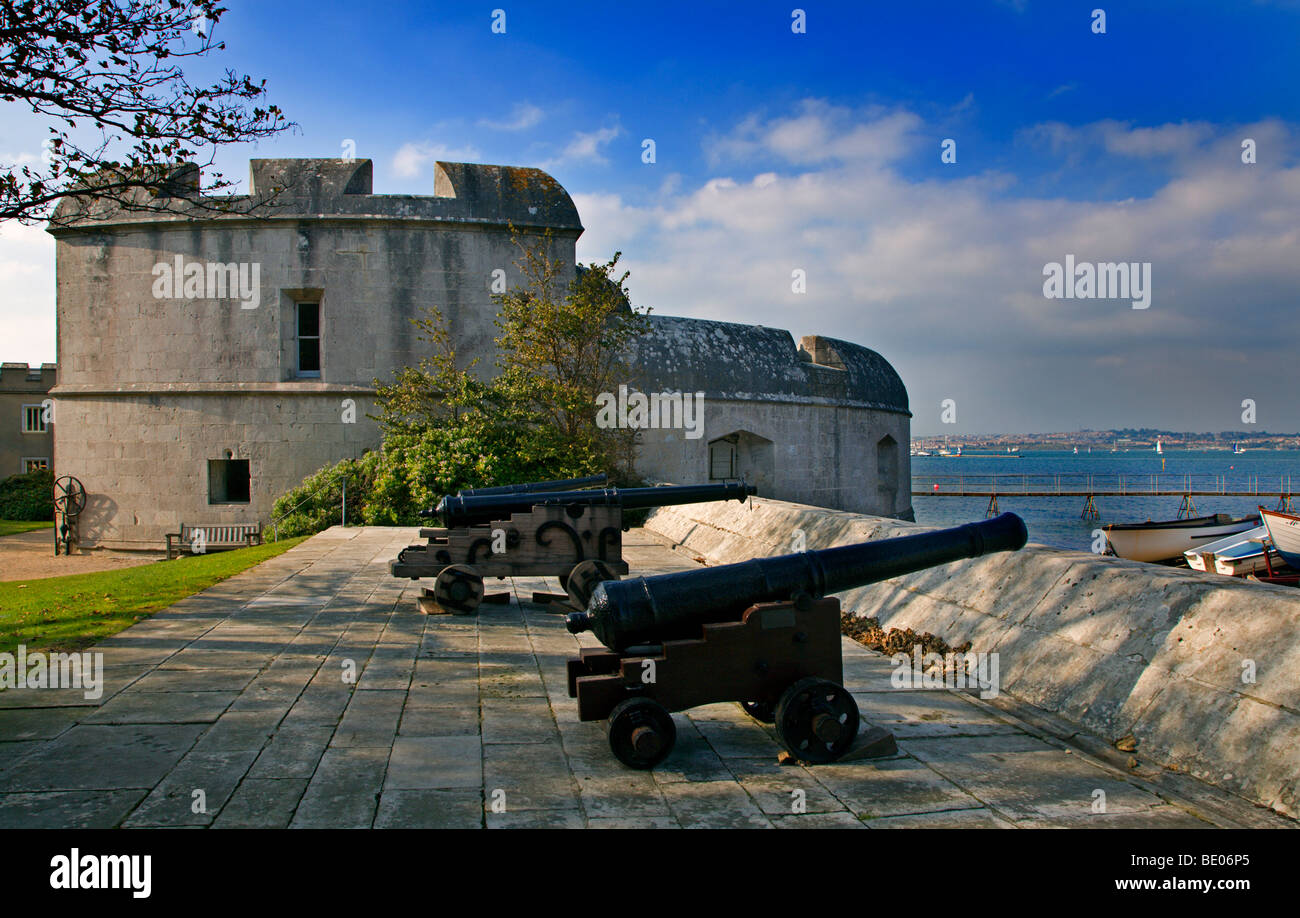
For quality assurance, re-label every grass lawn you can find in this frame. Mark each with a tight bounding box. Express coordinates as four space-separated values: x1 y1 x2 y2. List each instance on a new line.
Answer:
0 519 54 537
0 536 309 655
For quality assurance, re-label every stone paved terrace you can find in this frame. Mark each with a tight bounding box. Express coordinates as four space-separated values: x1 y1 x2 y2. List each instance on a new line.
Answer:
0 527 1291 829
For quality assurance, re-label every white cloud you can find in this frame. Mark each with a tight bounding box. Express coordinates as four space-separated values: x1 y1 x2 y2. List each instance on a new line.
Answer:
539 126 621 169
705 100 922 166
391 141 482 179
478 103 544 132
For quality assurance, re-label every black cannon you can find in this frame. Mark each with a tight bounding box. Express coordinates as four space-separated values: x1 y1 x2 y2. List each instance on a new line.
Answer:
565 513 1028 769
433 481 754 528
454 473 607 498
391 480 758 615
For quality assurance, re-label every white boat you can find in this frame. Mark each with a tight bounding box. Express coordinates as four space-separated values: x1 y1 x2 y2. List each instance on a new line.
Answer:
1104 513 1260 564
1155 439 1163 455
1213 537 1282 576
1183 525 1266 571
1260 507 1300 570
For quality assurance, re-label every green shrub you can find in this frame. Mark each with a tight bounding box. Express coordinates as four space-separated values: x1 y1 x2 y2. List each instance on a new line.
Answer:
0 469 54 521
269 453 380 539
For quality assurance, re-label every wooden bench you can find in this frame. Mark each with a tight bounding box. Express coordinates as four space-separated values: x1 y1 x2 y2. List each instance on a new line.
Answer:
166 522 263 560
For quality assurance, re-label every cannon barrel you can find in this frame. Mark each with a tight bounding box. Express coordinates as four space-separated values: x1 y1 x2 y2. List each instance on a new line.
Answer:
566 513 1029 651
457 474 608 497
434 481 755 528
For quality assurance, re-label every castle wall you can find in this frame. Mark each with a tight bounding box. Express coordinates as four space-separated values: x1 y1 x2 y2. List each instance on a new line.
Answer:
634 399 913 517
52 392 378 548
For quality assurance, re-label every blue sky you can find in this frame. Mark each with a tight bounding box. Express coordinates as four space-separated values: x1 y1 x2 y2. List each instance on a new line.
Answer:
2 1 1299 433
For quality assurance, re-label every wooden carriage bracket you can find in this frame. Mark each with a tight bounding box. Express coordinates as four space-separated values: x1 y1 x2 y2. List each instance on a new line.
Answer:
568 598 844 722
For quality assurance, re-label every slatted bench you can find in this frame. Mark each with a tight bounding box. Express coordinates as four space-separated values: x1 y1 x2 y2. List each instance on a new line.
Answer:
166 522 263 560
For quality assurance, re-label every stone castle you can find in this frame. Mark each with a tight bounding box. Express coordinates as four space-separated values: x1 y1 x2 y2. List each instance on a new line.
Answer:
47 158 912 550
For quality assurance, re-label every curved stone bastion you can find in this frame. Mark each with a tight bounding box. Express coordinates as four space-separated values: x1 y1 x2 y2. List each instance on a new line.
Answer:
643 496 1300 820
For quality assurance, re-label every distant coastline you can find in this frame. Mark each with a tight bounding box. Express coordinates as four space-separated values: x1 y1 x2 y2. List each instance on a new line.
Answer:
911 430 1300 453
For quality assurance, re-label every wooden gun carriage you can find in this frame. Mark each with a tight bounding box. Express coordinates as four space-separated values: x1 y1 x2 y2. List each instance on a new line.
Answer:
565 513 1029 769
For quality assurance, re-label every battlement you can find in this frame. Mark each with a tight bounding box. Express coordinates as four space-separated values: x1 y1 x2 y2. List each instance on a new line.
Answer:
49 158 583 233
0 362 57 390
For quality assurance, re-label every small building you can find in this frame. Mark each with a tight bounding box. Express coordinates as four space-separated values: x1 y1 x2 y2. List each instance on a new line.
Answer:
0 362 56 477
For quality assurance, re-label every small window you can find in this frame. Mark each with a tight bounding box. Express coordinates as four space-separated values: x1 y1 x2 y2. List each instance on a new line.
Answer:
296 302 321 377
21 404 46 433
22 458 49 473
209 459 251 504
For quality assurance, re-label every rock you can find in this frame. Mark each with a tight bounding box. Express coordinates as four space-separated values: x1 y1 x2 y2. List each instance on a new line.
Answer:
1115 734 1138 752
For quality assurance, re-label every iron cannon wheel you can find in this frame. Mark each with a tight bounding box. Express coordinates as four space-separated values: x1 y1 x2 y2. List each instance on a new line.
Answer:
774 677 859 764
606 697 676 770
432 564 484 616
53 476 87 516
565 558 620 609
740 700 776 724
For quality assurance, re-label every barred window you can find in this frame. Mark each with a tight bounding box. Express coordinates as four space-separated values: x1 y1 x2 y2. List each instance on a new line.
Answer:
21 404 46 433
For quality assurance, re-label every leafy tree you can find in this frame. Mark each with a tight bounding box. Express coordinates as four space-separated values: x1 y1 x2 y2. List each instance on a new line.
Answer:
1 0 292 225
491 229 651 479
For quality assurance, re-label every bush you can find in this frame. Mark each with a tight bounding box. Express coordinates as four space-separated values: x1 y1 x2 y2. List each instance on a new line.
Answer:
269 454 380 540
0 469 54 521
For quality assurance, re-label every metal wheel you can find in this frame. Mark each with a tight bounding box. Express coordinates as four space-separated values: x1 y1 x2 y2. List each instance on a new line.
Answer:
740 700 776 724
53 476 86 516
774 677 859 764
606 697 676 770
565 558 620 609
431 564 484 616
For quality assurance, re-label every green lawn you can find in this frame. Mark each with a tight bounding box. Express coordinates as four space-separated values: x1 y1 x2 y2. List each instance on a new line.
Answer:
0 519 54 537
0 536 309 655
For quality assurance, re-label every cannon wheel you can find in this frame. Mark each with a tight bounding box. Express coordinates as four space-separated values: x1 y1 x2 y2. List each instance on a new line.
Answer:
606 697 676 770
431 564 484 616
53 475 87 517
565 558 620 609
774 677 859 764
740 700 776 724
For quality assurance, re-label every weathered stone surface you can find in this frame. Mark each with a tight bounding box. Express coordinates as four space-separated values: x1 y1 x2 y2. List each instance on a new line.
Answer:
1 724 204 791
0 789 148 829
374 790 482 829
384 736 481 790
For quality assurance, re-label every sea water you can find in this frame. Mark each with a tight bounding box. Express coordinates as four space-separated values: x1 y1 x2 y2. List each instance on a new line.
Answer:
911 449 1300 553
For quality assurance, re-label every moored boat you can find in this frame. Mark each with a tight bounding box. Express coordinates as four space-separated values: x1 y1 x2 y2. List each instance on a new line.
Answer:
1260 507 1300 569
1183 525 1266 571
1212 537 1282 576
1103 513 1260 564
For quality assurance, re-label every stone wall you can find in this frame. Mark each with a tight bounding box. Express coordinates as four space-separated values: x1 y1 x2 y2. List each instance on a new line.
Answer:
53 391 378 548
643 495 1300 819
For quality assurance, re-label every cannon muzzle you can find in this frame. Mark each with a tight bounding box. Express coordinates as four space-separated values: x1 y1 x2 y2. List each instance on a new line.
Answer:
434 481 755 528
566 513 1028 651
